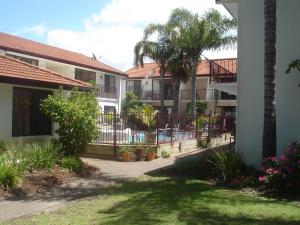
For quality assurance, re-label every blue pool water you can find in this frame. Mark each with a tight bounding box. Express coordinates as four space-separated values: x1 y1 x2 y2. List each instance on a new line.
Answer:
129 131 188 143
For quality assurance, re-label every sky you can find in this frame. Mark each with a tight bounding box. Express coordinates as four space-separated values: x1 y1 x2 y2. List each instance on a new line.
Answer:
0 0 237 71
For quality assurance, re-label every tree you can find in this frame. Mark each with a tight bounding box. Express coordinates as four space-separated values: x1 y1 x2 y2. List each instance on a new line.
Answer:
167 50 191 113
134 24 176 112
40 88 99 155
263 0 277 158
168 8 237 114
121 91 142 114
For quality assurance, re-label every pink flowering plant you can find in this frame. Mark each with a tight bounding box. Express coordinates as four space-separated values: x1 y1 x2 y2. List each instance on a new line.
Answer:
259 142 300 192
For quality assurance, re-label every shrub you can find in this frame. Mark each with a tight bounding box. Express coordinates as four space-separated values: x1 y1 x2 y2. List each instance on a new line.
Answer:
0 140 62 175
259 142 300 192
40 88 99 155
161 150 170 159
0 142 29 175
209 150 248 182
0 164 19 189
185 101 207 114
121 92 142 114
0 141 6 153
118 145 134 153
60 156 82 172
25 141 61 171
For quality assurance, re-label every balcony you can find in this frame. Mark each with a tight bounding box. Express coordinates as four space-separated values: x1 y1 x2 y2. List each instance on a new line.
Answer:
141 90 173 101
210 59 237 83
180 89 218 101
96 85 117 99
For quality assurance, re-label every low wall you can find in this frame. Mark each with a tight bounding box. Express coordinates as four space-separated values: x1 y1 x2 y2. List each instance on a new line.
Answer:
82 144 118 160
83 133 233 160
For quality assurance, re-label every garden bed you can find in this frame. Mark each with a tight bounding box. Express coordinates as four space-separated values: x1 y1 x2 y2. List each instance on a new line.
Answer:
0 162 98 200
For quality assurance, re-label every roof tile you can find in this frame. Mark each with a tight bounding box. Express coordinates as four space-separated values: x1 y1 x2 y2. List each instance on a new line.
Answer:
0 32 127 77
0 55 91 89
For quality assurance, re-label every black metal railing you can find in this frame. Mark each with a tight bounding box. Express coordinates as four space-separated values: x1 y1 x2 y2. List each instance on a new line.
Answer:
96 85 117 99
180 89 218 101
94 112 235 146
210 59 237 83
141 89 173 101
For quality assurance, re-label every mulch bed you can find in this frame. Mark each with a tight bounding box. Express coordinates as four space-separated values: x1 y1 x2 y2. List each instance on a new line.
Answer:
0 163 98 200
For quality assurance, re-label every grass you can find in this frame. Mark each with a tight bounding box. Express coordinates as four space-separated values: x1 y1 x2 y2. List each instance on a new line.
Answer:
2 176 300 225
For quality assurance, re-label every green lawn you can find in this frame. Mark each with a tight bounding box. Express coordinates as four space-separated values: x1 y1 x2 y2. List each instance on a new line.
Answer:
3 176 300 225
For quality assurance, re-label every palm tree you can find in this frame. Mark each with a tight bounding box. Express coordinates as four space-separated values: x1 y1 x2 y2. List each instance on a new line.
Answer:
263 0 277 158
134 24 175 113
168 8 237 114
167 50 191 113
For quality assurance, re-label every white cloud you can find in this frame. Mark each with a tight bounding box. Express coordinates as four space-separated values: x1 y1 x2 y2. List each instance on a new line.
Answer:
23 24 46 36
47 0 237 71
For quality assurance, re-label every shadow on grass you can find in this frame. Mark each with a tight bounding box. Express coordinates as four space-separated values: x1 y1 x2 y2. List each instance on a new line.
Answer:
95 177 300 225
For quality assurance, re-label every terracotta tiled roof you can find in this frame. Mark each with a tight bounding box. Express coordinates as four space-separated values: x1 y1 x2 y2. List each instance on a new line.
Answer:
0 55 91 89
126 58 237 79
0 32 127 77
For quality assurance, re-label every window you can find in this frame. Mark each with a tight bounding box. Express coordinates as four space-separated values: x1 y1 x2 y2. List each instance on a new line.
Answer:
104 74 116 93
12 87 52 137
6 54 38 66
104 106 116 113
152 79 173 100
126 80 141 96
75 68 96 82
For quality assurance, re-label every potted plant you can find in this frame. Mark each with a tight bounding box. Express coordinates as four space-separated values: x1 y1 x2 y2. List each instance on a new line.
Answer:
134 143 145 161
145 146 156 161
118 145 133 162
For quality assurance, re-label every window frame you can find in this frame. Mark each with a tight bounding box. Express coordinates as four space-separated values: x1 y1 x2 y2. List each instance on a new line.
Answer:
12 87 53 137
75 68 96 83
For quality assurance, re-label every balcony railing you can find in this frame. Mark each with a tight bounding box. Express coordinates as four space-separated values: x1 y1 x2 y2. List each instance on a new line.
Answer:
96 85 117 99
180 89 218 101
141 90 174 101
210 59 237 83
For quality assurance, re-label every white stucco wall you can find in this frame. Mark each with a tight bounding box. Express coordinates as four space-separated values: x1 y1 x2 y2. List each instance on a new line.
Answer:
276 0 300 155
236 0 264 166
0 84 55 142
46 64 75 79
0 84 13 141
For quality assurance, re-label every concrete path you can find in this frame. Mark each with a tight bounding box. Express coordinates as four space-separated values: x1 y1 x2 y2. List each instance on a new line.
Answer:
0 151 198 222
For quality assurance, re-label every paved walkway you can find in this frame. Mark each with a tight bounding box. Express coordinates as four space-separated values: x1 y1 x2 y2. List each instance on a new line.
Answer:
0 151 198 221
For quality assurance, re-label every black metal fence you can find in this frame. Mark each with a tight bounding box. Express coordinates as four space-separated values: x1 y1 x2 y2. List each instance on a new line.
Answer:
94 112 235 146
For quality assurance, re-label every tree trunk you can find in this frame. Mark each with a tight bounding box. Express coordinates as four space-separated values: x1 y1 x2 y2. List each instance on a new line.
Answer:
172 80 180 113
159 69 165 113
263 0 276 158
190 58 198 115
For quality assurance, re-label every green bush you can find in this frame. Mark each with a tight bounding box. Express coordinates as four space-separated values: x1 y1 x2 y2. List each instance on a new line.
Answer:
60 156 82 172
161 150 170 158
25 141 61 171
210 150 247 182
121 92 142 114
0 141 6 153
171 150 255 185
40 88 99 155
0 164 19 189
0 140 62 175
185 101 207 114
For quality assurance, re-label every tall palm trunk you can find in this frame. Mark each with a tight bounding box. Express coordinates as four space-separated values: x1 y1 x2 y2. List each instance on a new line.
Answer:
190 58 198 115
159 69 165 113
263 0 276 158
172 80 180 113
